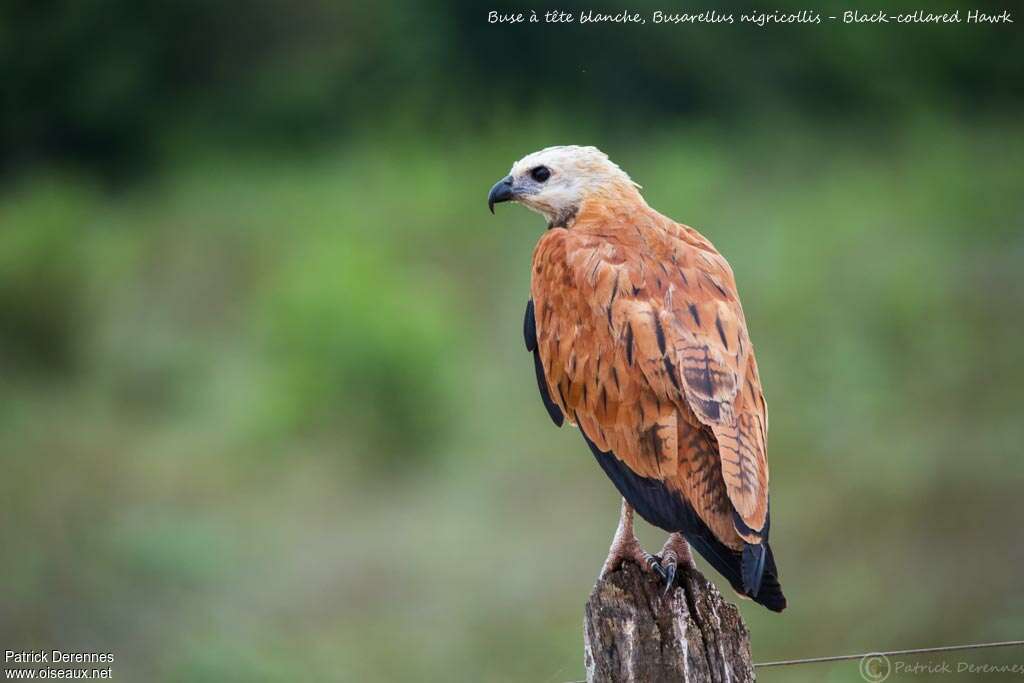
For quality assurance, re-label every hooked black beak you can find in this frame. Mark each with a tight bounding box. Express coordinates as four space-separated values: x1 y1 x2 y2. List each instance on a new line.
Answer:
487 176 515 214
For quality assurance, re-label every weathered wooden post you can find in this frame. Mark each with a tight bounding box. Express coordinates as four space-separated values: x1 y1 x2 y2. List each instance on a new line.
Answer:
583 562 756 682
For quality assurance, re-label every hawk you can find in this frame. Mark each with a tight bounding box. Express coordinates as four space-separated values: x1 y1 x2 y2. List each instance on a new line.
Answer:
489 146 785 611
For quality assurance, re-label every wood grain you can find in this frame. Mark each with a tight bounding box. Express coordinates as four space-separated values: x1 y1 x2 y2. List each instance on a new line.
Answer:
583 562 755 683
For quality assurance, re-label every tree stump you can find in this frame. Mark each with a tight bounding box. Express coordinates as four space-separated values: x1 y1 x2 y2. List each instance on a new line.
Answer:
583 562 755 683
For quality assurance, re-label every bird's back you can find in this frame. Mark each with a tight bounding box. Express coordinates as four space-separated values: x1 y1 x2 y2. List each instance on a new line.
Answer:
528 196 785 611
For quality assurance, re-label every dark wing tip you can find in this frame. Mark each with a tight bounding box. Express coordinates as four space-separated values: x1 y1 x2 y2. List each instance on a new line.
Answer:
524 299 563 427
747 542 786 612
741 542 768 596
524 299 537 352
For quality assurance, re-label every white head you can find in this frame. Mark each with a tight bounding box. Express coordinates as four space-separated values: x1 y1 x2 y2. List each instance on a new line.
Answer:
487 146 641 227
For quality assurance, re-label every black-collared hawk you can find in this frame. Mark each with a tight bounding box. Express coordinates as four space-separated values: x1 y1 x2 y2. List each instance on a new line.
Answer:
488 145 785 612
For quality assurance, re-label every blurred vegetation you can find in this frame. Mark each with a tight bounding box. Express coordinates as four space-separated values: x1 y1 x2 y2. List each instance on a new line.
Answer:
4 0 1022 175
2 1 1023 682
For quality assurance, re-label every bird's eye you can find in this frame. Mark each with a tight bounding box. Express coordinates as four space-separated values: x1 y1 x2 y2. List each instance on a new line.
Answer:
530 166 551 183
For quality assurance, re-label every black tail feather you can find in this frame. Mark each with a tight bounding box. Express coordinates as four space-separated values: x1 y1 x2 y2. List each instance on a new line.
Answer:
684 534 785 612
742 542 767 596
582 430 786 612
683 532 747 594
752 543 786 611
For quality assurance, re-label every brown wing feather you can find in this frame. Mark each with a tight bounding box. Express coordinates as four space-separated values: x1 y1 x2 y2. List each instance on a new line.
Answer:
530 199 769 546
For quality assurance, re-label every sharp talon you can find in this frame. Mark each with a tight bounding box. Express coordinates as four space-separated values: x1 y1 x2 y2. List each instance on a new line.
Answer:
663 562 677 595
644 553 667 580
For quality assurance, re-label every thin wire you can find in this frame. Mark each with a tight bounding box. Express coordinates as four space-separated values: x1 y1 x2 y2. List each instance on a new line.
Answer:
564 639 1024 681
755 639 1024 668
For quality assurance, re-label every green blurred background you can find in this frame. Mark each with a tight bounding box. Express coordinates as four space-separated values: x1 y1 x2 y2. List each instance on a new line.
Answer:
2 1 1022 681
